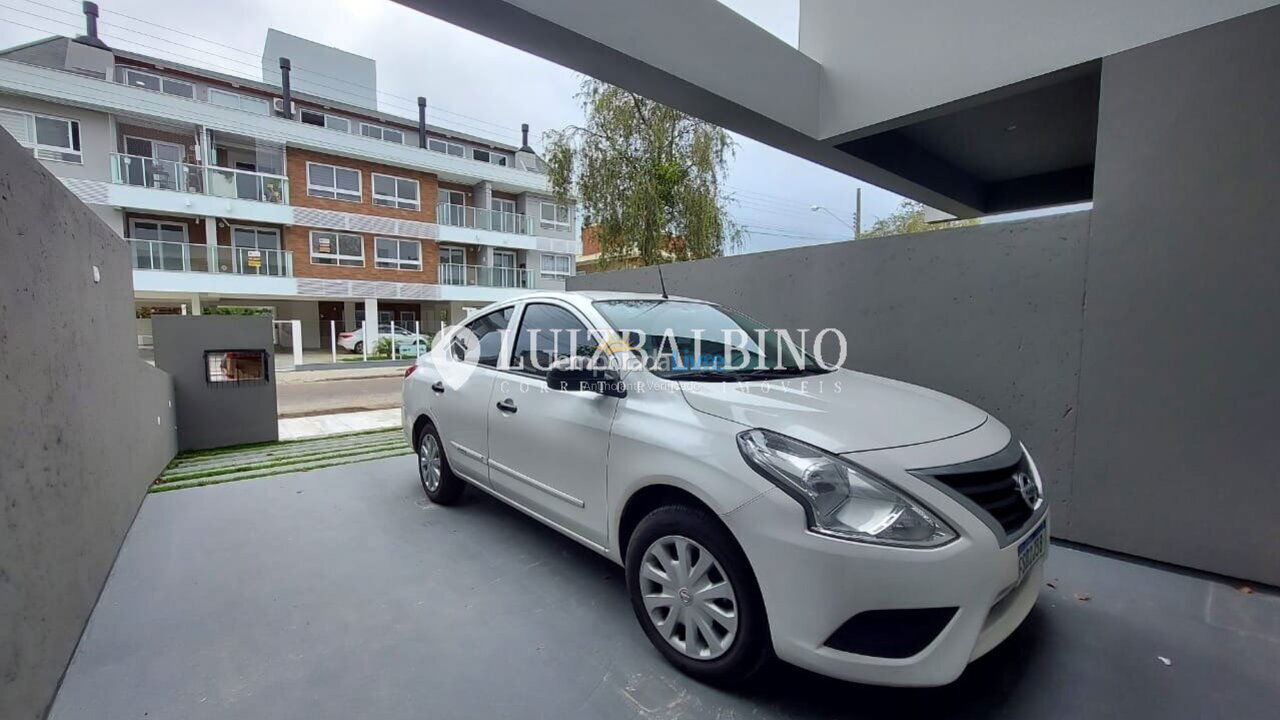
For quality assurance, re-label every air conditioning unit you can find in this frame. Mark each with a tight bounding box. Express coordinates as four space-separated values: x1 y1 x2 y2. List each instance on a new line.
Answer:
272 98 297 116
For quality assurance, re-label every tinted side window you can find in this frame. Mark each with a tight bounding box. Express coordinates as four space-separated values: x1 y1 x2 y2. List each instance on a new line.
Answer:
511 303 594 376
450 307 513 366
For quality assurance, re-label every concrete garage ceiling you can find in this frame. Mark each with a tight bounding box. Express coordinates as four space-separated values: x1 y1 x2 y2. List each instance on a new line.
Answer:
396 0 1280 217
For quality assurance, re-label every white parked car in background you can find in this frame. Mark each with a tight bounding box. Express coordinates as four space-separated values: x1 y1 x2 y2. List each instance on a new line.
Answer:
337 324 428 354
401 291 1047 686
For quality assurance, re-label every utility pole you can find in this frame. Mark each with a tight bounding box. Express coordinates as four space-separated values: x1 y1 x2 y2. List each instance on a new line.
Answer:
854 187 862 241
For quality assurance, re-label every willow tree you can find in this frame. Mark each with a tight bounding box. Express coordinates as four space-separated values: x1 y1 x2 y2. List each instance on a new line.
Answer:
544 79 741 268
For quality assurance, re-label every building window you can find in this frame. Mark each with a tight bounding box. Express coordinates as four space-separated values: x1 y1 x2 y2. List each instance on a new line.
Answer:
122 68 195 98
371 173 420 210
428 138 465 157
374 237 422 270
129 218 188 244
310 231 364 266
207 88 270 115
300 108 350 133
540 253 572 278
0 108 83 164
306 162 362 202
360 123 405 144
539 202 571 231
472 148 510 166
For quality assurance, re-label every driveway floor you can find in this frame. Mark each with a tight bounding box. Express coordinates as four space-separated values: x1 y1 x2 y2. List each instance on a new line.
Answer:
51 457 1280 719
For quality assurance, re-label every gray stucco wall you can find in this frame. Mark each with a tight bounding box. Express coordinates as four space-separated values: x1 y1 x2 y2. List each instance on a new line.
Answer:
152 316 279 451
570 7 1280 587
0 131 176 720
1070 7 1280 583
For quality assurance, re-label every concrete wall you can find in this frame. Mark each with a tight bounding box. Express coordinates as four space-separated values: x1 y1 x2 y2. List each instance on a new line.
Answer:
0 131 176 720
1069 7 1280 583
569 6 1280 586
152 316 279 451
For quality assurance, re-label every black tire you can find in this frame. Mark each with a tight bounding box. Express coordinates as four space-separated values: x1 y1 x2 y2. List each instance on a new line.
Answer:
625 504 771 685
415 420 465 505
353 341 364 354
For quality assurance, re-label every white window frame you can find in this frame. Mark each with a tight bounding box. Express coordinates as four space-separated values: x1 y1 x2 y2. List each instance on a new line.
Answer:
299 108 350 133
1 108 83 164
128 218 189 243
428 138 465 157
491 198 516 215
540 253 572 278
121 67 195 99
374 237 423 271
306 161 362 203
229 225 281 248
360 122 405 144
309 231 365 267
439 245 466 265
539 202 571 231
371 172 421 211
207 87 270 115
471 148 511 167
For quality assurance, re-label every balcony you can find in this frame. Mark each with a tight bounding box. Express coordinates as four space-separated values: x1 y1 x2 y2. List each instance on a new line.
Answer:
110 153 289 204
438 262 536 288
437 203 534 235
130 238 293 277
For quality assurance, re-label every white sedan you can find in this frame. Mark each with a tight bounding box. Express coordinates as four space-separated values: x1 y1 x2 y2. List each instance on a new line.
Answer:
337 324 428 354
402 291 1047 686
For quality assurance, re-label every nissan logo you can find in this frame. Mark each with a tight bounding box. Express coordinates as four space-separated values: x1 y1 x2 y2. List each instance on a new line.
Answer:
1013 471 1040 509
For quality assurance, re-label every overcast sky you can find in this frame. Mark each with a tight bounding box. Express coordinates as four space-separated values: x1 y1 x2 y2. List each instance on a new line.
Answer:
0 0 908 254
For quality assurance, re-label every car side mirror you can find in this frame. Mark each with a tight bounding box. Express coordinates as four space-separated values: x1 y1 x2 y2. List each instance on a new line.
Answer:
546 358 626 398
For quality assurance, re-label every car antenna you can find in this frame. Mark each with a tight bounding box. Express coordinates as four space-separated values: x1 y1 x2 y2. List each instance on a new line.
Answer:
657 265 670 299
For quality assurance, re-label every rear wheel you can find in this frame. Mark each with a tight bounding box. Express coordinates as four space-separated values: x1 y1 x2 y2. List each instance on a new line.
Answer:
417 421 464 504
625 505 770 684
353 340 364 354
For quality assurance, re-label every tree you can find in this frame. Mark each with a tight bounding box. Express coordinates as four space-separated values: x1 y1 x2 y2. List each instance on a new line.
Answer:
863 199 978 239
545 78 741 268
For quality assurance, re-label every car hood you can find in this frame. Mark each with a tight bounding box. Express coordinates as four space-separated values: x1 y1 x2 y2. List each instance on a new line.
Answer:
677 368 988 453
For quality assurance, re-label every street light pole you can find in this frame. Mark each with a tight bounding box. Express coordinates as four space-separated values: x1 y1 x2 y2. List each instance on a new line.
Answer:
854 187 861 241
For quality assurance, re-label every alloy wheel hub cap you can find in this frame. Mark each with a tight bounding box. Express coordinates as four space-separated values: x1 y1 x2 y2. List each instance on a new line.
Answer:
639 535 739 660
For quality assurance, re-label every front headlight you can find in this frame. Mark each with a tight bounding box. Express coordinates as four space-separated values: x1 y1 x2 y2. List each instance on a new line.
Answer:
737 428 956 547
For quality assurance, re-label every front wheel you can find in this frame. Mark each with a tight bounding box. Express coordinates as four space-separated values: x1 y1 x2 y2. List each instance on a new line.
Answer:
416 421 464 504
353 341 364 354
625 505 770 684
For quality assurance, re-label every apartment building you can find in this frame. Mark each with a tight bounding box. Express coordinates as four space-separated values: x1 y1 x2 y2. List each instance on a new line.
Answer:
0 4 579 352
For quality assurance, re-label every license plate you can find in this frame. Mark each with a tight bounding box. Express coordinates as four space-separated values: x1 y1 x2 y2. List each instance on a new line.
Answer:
1017 522 1048 578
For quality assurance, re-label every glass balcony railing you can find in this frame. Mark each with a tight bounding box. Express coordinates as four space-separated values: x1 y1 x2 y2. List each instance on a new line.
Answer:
110 153 289 204
436 203 533 235
438 262 535 288
130 238 293 277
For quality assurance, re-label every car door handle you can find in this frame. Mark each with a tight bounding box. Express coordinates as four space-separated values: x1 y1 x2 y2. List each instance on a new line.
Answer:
495 398 518 414
431 381 445 393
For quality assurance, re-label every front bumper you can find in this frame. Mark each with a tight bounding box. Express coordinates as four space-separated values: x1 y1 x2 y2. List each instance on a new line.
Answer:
724 485 1046 687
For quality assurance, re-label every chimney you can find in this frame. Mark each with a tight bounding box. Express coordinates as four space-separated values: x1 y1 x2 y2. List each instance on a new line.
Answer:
278 58 293 119
519 123 533 152
418 97 428 149
76 1 109 49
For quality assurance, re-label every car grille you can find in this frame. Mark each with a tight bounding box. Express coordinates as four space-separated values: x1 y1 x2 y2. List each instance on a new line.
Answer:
928 453 1035 536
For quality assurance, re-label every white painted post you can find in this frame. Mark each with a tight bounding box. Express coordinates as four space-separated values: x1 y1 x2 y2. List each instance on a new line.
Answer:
415 319 422 355
361 321 368 362
362 297 378 361
290 319 303 367
189 294 202 315
330 320 337 364
390 321 397 361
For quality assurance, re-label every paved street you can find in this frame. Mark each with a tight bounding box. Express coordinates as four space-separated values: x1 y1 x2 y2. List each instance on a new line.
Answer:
277 371 403 418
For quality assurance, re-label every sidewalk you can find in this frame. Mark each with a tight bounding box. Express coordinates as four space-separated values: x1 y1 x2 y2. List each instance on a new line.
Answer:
276 366 407 384
278 408 401 440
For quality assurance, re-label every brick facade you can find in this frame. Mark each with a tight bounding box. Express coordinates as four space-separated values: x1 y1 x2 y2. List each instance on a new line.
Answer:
287 147 439 224
284 226 440 284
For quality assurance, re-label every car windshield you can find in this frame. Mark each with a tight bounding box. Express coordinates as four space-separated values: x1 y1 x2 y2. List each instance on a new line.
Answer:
593 299 830 381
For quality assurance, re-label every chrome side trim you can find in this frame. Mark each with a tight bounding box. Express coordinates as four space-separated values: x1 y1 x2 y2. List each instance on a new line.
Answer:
487 458 586 508
450 441 485 462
